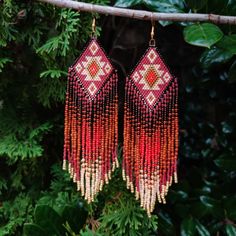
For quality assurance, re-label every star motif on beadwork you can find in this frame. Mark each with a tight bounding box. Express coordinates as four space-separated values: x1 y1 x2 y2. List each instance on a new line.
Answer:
139 65 164 90
88 82 98 95
130 47 173 108
89 41 99 55
147 49 157 63
146 91 156 105
73 39 113 98
81 56 105 81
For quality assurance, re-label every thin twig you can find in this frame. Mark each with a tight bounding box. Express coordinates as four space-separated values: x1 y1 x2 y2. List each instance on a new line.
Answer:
38 0 236 25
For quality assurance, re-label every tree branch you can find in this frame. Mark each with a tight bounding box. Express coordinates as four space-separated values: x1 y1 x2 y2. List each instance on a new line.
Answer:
38 0 236 25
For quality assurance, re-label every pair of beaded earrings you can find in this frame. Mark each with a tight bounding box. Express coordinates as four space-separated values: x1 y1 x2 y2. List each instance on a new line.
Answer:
63 18 178 216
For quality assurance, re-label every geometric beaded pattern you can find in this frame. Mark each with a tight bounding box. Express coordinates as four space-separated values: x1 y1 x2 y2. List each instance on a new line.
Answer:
130 47 173 109
73 39 113 99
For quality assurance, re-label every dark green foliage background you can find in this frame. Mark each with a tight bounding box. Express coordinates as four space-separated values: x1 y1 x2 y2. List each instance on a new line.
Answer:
0 0 236 235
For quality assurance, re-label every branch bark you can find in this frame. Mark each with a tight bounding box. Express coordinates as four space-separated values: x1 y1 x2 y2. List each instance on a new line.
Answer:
38 0 236 25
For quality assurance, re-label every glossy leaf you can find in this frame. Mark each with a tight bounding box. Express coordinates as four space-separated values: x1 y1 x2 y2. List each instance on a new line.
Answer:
200 47 233 68
227 0 236 15
115 0 185 26
158 212 175 236
62 205 88 233
201 196 223 219
214 156 236 171
191 202 210 218
34 205 65 236
181 218 196 236
196 220 210 236
192 187 211 196
174 203 190 218
226 225 236 236
186 0 207 10
223 197 236 221
23 223 47 236
184 23 223 48
200 196 219 209
114 0 141 7
217 35 236 55
207 0 231 14
221 121 234 134
168 190 188 203
229 61 236 83
0 58 13 72
144 0 185 13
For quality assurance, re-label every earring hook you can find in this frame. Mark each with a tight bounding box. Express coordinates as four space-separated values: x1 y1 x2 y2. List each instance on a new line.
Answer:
149 13 156 47
91 17 96 38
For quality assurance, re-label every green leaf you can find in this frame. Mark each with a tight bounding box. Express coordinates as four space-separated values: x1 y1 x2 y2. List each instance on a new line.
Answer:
200 196 219 208
227 0 236 15
0 58 13 72
226 225 236 236
40 69 67 79
115 0 186 25
191 202 210 218
62 205 88 233
221 121 234 134
0 38 7 47
186 0 207 10
214 156 236 171
217 35 236 55
169 190 188 203
23 223 47 236
184 23 223 48
200 47 233 68
0 176 7 194
223 197 236 221
29 122 52 140
144 0 185 26
207 0 230 14
37 76 66 107
114 0 142 7
158 212 175 235
34 205 65 236
174 204 190 218
196 220 210 236
80 226 103 236
229 61 236 83
145 0 185 13
181 218 197 236
36 36 61 55
208 0 231 14
200 196 223 219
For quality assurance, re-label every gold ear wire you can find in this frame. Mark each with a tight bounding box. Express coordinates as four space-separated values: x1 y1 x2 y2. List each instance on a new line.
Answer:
149 13 156 47
91 17 96 38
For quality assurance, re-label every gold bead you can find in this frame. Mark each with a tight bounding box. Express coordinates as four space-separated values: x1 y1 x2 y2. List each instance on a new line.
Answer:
62 160 67 170
174 172 178 183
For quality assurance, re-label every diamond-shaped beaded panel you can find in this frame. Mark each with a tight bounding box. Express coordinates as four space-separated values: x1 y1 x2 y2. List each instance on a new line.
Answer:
130 47 173 109
73 39 113 99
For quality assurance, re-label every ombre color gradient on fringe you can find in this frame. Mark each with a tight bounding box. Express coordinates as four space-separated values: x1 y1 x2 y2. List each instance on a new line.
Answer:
63 39 119 203
123 47 179 216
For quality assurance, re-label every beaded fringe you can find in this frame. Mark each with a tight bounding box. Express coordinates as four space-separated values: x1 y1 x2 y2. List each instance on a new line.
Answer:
63 68 118 203
123 77 179 217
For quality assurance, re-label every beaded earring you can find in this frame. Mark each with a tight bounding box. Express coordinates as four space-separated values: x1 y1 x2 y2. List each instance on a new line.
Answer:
63 18 119 203
123 20 179 216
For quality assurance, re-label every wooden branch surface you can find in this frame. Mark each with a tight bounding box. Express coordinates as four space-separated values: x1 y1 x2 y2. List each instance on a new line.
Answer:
39 0 236 25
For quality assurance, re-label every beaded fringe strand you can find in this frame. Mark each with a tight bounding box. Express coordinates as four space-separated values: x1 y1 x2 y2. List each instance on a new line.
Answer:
123 46 179 217
63 67 119 203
